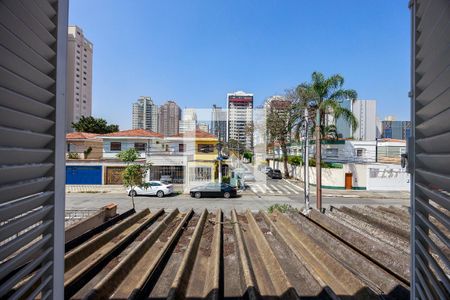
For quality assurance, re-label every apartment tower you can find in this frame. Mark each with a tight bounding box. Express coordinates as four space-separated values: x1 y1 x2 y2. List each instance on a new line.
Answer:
179 108 197 134
66 26 93 132
132 96 158 132
227 91 254 149
210 104 227 141
158 100 181 136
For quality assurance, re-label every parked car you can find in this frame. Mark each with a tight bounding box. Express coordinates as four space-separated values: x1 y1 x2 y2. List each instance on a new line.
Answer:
190 183 237 198
127 181 173 198
261 166 272 174
243 171 256 181
160 175 172 184
268 169 282 179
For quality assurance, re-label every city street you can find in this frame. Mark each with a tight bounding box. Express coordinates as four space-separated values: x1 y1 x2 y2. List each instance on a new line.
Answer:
65 191 409 214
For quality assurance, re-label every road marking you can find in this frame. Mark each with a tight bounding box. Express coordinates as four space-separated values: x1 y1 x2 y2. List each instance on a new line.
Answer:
283 179 304 191
270 185 283 194
283 185 299 194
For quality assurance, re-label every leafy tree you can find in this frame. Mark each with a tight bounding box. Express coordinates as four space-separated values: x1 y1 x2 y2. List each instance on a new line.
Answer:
288 155 303 166
227 139 245 158
243 151 253 162
295 72 357 208
117 148 150 209
266 94 301 178
72 116 119 134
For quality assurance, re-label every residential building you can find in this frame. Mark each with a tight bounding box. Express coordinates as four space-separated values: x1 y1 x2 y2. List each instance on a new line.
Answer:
381 120 411 140
132 96 158 132
197 122 209 133
210 105 227 141
179 108 197 133
66 132 102 160
66 26 93 132
158 100 181 136
227 91 254 149
352 99 377 141
99 129 164 184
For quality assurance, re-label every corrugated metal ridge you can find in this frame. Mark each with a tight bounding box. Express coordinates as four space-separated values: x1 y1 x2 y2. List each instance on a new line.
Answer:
2 206 412 300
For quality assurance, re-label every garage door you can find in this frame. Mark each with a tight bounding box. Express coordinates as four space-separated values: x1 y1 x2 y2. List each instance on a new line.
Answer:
66 166 102 185
105 166 126 185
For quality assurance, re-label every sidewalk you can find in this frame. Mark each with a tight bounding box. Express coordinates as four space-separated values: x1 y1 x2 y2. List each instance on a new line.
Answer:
284 179 410 199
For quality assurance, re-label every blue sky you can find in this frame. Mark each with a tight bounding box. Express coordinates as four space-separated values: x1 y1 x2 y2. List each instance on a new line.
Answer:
69 0 411 129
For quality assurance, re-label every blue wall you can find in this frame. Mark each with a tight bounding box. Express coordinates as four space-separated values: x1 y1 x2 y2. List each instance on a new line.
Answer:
66 166 102 185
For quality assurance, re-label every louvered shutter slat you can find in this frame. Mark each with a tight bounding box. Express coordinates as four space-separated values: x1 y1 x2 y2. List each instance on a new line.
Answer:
0 0 67 297
0 147 53 165
411 1 450 298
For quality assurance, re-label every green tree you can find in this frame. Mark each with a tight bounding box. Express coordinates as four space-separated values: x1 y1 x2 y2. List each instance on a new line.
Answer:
243 151 253 162
72 116 119 134
295 71 358 209
117 148 150 209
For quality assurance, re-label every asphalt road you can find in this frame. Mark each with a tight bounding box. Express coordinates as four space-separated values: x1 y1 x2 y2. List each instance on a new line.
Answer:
65 192 409 214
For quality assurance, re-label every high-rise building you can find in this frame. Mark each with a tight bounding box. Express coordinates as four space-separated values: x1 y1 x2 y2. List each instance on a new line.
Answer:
352 99 377 141
381 119 411 140
197 122 209 133
179 108 197 134
264 95 291 142
335 99 353 139
158 100 181 136
227 91 254 149
210 105 227 141
132 96 158 132
66 26 93 132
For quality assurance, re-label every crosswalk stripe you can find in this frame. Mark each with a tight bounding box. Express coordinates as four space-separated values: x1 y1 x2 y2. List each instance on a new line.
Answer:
283 185 298 193
270 185 282 194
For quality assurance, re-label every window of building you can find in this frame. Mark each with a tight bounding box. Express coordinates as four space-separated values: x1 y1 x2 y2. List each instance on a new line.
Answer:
134 143 146 151
179 144 185 152
356 149 364 157
190 167 211 181
197 144 214 153
110 142 121 151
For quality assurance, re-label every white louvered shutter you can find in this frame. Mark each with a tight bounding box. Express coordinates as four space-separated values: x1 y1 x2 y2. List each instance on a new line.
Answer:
0 0 67 299
411 0 450 299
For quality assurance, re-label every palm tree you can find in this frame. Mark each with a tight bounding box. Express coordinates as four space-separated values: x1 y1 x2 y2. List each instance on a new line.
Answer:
295 72 358 210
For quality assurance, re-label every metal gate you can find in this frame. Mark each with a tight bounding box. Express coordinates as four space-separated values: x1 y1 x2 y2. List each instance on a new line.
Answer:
66 166 102 185
105 166 126 185
410 0 450 299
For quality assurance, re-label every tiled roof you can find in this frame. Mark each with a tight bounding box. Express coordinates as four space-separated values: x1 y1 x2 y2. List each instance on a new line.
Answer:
56 206 410 299
101 129 164 138
170 129 217 139
66 132 98 140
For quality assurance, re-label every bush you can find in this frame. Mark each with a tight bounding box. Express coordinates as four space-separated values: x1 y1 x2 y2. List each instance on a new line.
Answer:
267 204 297 214
288 155 303 166
68 152 79 159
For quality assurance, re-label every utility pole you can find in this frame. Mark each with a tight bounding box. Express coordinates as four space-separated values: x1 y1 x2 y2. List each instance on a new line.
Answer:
315 109 322 211
217 143 223 183
303 108 310 212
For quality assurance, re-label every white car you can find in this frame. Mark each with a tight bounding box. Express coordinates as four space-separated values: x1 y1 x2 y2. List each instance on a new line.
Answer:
127 181 173 198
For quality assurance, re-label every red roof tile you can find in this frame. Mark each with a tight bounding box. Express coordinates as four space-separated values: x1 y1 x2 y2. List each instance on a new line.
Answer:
170 129 217 139
66 132 98 140
101 129 163 138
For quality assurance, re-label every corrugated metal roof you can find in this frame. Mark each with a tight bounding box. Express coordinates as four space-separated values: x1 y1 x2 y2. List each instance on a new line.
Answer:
10 206 415 299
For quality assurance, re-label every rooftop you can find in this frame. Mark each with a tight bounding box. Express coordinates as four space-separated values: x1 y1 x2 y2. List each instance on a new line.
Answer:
100 129 164 138
170 129 217 139
66 132 99 140
34 206 414 299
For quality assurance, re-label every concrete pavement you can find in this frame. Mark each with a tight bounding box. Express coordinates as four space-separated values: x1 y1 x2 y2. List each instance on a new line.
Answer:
65 192 410 215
